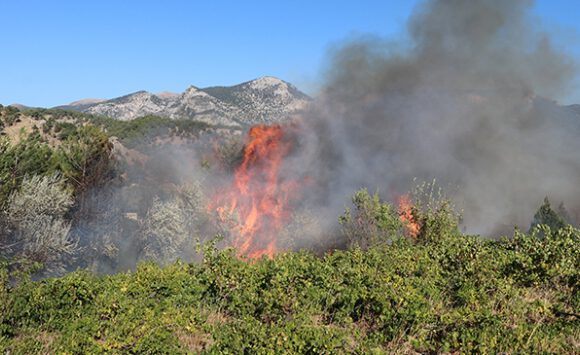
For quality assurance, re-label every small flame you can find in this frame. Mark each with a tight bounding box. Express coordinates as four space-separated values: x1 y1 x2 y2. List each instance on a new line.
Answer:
213 124 298 259
398 195 420 238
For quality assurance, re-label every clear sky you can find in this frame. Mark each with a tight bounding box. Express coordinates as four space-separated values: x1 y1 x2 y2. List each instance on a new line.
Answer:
1 0 579 107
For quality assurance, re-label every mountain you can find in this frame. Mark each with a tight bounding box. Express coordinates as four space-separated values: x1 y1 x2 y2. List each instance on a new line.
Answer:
55 77 311 127
8 103 35 110
58 98 106 112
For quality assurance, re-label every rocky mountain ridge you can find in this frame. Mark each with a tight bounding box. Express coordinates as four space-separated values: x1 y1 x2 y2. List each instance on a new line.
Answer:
56 77 311 127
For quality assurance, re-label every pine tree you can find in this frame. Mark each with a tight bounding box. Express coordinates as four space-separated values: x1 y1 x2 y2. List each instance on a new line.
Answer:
529 197 567 234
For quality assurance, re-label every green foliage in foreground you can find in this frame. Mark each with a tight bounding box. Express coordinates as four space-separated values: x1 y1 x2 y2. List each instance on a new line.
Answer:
1 226 578 354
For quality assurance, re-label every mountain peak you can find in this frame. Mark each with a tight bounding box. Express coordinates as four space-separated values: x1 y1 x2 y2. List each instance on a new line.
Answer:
247 76 286 89
184 85 200 92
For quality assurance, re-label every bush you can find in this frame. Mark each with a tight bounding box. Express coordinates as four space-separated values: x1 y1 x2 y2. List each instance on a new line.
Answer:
213 134 244 171
140 182 209 264
140 197 190 264
339 188 402 249
0 136 58 207
409 181 462 243
88 115 211 148
0 106 21 126
1 229 578 353
6 174 73 222
56 125 114 193
15 215 76 275
3 174 78 275
0 124 113 207
504 224 580 287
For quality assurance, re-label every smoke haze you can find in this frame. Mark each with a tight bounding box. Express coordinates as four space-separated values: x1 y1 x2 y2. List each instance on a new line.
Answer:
297 0 580 235
67 0 580 273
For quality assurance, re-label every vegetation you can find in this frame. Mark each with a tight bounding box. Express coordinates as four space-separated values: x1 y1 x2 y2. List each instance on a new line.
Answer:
339 188 403 249
0 107 577 353
88 115 212 148
0 105 22 126
3 174 77 275
140 183 209 265
0 227 578 353
0 186 578 353
0 107 116 206
0 108 114 277
0 136 58 206
56 125 114 193
529 197 569 234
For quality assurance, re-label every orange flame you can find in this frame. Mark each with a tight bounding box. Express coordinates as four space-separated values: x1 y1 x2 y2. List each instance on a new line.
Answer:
213 125 298 259
398 195 420 238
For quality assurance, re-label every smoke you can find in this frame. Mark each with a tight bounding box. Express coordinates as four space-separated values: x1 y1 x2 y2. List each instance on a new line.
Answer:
57 0 580 274
296 0 580 235
70 137 218 273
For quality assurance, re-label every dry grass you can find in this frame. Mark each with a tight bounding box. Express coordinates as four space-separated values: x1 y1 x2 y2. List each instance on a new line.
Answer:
36 331 56 352
205 310 229 326
8 331 56 354
175 328 213 353
3 116 37 144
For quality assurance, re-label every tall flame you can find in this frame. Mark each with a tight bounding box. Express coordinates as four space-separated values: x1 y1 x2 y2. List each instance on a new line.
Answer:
214 125 298 259
398 195 420 238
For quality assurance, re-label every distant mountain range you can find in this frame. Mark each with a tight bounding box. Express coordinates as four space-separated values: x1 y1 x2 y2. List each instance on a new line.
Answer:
55 77 311 127
7 79 580 131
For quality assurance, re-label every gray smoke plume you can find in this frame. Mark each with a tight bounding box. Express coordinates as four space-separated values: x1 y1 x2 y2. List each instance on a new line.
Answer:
297 0 580 235
50 0 580 275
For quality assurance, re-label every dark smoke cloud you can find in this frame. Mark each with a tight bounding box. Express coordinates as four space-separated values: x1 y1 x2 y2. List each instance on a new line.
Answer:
297 0 580 235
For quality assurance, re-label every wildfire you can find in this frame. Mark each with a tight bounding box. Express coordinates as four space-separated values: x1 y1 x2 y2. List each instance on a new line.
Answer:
398 195 420 238
213 124 299 259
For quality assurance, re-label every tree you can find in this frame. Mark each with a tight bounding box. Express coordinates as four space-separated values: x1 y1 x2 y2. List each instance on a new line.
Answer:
529 197 567 234
56 125 114 193
0 136 57 207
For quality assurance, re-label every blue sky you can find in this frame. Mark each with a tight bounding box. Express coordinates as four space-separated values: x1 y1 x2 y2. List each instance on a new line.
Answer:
1 0 579 107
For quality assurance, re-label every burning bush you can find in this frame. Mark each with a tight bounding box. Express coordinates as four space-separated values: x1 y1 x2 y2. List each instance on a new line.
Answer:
339 182 462 250
212 124 304 259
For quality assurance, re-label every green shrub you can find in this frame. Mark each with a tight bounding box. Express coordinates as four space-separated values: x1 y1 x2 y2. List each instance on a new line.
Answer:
0 136 58 207
503 225 579 288
409 180 462 243
0 106 21 126
2 230 578 353
88 115 211 148
339 188 402 249
55 125 114 192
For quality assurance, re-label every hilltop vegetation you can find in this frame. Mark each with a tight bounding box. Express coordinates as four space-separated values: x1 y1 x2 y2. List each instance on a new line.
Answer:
0 105 224 276
0 105 578 353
